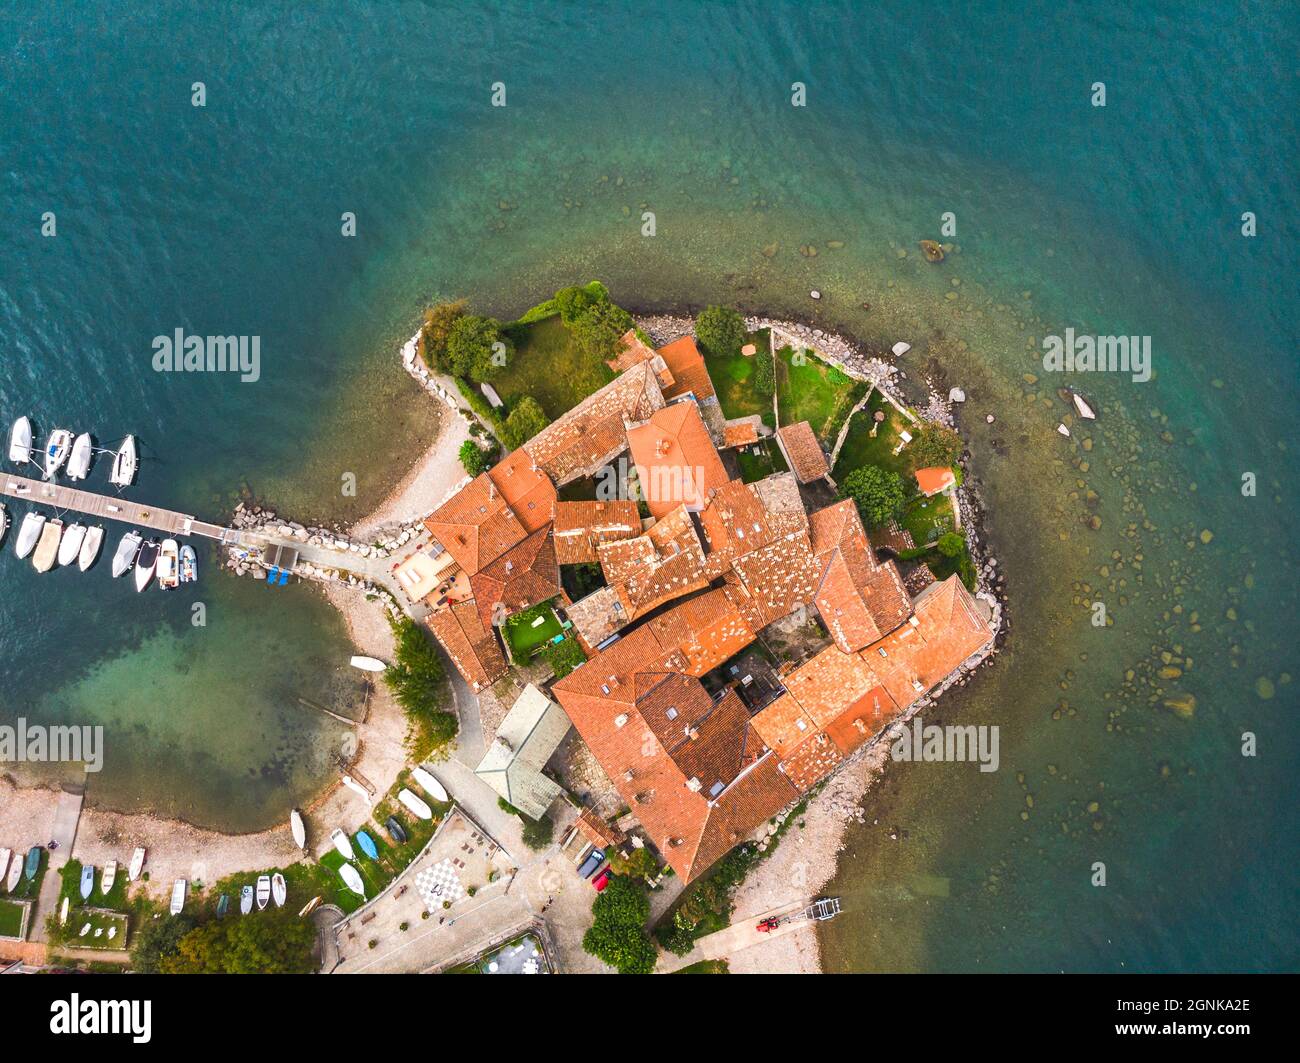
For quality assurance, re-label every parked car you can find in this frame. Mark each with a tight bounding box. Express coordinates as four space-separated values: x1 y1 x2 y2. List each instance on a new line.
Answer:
576 847 605 879
592 868 611 892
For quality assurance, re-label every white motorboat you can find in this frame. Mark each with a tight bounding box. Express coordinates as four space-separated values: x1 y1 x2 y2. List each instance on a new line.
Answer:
410 766 449 803
338 863 365 898
157 538 180 589
0 502 8 548
15 512 44 559
397 788 434 821
329 828 355 861
290 808 307 851
78 525 105 571
169 878 187 915
349 656 387 672
8 416 32 464
179 544 197 583
134 539 159 592
271 872 286 908
1071 391 1097 420
67 433 93 480
111 531 142 577
101 860 117 895
110 435 138 487
32 518 63 573
57 523 86 568
43 428 73 479
255 874 271 911
128 846 146 881
0 849 10 888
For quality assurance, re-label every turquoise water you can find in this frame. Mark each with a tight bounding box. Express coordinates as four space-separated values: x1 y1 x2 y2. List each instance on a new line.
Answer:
1 2 1295 969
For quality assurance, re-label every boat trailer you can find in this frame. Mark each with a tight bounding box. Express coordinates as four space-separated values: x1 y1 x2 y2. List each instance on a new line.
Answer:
756 897 842 933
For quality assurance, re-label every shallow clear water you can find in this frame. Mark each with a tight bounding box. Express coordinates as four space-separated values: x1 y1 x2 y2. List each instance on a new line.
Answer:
0 1 1295 969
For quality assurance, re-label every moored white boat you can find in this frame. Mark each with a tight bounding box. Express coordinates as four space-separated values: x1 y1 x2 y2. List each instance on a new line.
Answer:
290 808 307 851
169 878 187 915
329 828 355 861
43 428 72 479
78 526 105 571
349 656 387 672
112 531 142 577
8 416 32 464
157 538 180 589
128 846 146 881
16 512 45 559
0 503 8 548
271 872 286 908
57 523 86 568
67 433 93 480
255 874 271 911
397 787 434 820
110 435 138 487
179 544 197 583
32 518 64 573
134 539 159 592
101 860 117 895
410 766 449 803
0 849 10 887
338 863 365 898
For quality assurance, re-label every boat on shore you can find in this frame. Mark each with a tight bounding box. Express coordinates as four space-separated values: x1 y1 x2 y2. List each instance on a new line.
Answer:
134 539 159 592
338 863 365 898
290 808 307 851
341 774 370 801
216 893 229 918
32 518 64 573
0 849 10 887
410 766 449 803
384 817 408 844
112 531 142 577
59 895 69 926
169 878 187 915
298 896 322 918
349 656 387 672
157 538 180 589
128 847 146 881
8 416 32 464
240 884 253 914
179 544 197 583
101 860 117 895
255 874 271 911
397 788 433 820
67 433 93 480
43 429 72 479
6 851 23 891
110 436 137 487
271 872 286 908
329 828 355 861
58 523 86 568
15 512 45 559
79 864 94 899
78 526 104 571
24 846 41 880
356 831 379 861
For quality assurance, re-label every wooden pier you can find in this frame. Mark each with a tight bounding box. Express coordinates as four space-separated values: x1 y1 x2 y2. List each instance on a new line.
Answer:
1 471 242 543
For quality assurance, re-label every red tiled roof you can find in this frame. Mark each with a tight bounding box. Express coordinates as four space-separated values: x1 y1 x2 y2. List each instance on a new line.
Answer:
469 527 561 629
552 500 642 564
655 335 716 401
776 421 829 482
750 694 817 758
627 402 729 519
488 448 557 533
427 600 508 693
424 472 527 576
722 421 760 448
606 328 658 374
645 589 755 676
915 466 956 496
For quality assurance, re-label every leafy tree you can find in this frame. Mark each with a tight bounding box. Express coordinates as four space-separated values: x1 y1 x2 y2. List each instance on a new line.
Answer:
446 314 511 382
420 298 468 372
130 911 196 973
385 616 458 752
569 298 633 362
501 396 550 449
910 422 963 467
459 439 492 476
543 635 586 679
695 306 745 357
521 813 554 851
840 465 907 528
752 350 775 398
160 906 315 974
936 532 965 558
554 284 603 325
582 875 656 974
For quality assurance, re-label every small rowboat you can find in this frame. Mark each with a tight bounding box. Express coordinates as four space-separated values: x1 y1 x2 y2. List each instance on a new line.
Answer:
79 864 95 899
355 831 379 861
271 872 286 908
397 788 433 821
101 860 117 895
338 863 365 898
216 893 229 918
384 817 408 844
59 896 69 926
23 846 41 880
349 656 387 672
15 512 45 559
0 503 8 549
169 879 187 915
0 849 10 888
240 885 253 914
128 847 146 881
6 852 24 892
255 874 271 911
329 828 355 861
341 775 370 801
1070 390 1097 420
410 766 449 803
298 895 322 918
179 544 197 583
290 808 307 851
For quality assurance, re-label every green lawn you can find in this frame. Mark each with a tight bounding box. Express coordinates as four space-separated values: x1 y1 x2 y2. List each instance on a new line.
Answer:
502 600 563 659
899 493 956 548
495 314 614 421
704 330 775 428
775 346 868 444
53 907 129 951
831 389 918 480
734 438 789 483
0 898 26 938
676 959 730 974
56 859 130 912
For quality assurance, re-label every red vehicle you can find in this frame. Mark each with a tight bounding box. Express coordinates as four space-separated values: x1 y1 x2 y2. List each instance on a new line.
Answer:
591 868 611 892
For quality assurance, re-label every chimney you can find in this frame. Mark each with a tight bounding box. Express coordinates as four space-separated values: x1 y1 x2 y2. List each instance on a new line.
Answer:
613 713 628 729
623 769 634 782
635 790 654 805
686 777 702 792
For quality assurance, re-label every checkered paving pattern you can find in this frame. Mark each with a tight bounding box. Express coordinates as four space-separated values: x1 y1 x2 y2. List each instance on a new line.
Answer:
415 858 466 910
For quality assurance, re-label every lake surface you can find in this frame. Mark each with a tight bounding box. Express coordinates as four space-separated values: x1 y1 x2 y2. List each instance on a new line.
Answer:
1 1 1294 968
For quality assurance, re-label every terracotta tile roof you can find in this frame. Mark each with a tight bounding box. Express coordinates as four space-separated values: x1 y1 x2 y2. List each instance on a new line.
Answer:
750 694 818 758
627 402 729 519
600 505 711 619
576 807 626 849
524 361 665 485
698 479 774 560
915 466 956 496
564 584 628 647
424 472 528 576
727 529 822 626
469 527 561 629
750 472 808 532
870 520 916 555
655 335 716 401
552 500 642 564
427 600 508 693
783 645 886 728
645 588 756 676
606 328 658 374
776 420 830 483
822 684 903 755
776 731 844 790
722 421 760 448
488 449 557 533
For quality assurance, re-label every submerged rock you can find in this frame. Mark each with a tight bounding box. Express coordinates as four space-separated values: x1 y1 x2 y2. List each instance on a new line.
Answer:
1163 693 1196 718
920 239 945 262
